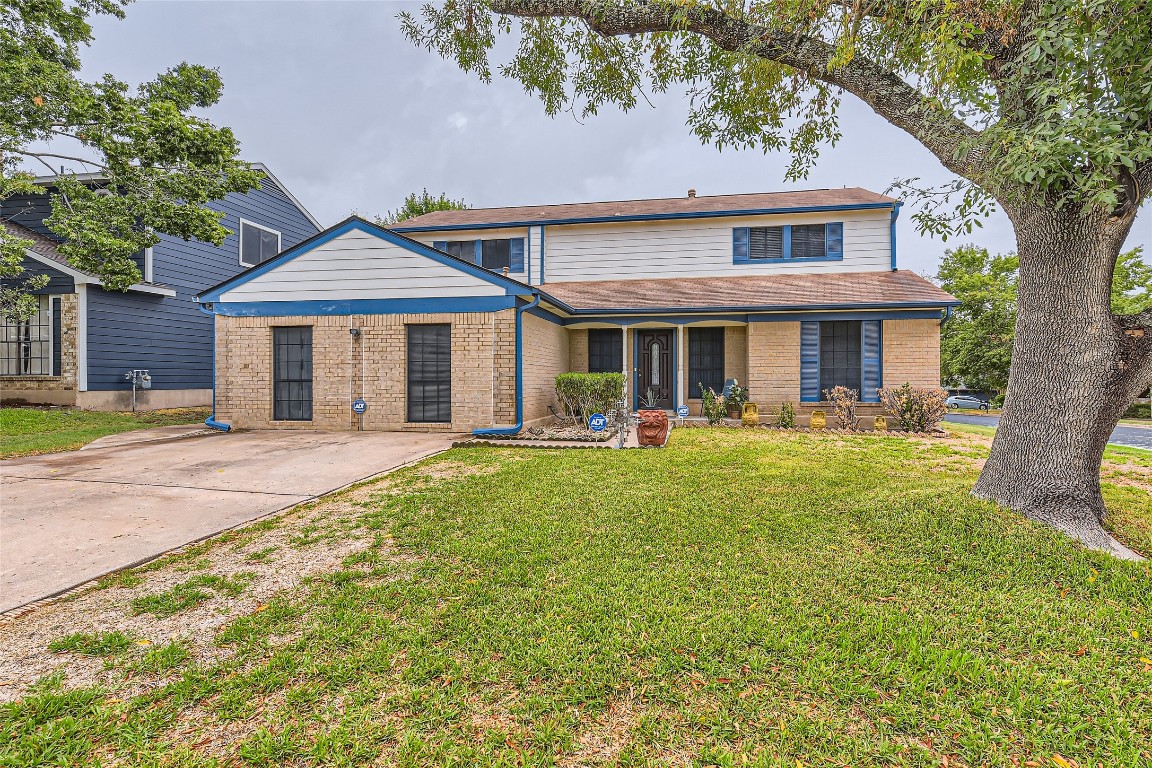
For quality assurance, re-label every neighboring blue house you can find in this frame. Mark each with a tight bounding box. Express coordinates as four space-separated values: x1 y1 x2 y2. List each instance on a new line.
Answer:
0 164 320 409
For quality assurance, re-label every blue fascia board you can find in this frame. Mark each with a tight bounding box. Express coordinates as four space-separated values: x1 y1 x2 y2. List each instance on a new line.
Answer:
195 217 536 303
555 308 943 326
211 296 518 317
554 299 956 317
392 202 898 233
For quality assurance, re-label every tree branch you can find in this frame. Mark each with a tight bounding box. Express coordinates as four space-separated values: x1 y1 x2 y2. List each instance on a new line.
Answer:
490 0 985 179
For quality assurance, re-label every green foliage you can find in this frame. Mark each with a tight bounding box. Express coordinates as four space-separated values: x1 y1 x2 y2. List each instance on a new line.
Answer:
878 383 949 432
1 0 262 317
822 385 860 430
371 188 470 226
699 383 725 425
1123 402 1150 419
777 400 796 429
554 372 624 425
401 0 1152 237
48 631 134 656
937 245 1152 392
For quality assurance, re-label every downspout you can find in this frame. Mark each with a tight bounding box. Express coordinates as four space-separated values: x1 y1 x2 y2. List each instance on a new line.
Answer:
940 305 953 328
890 202 903 271
472 293 541 436
197 302 231 432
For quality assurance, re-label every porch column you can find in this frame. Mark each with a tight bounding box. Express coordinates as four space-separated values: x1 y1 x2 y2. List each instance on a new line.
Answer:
677 324 687 410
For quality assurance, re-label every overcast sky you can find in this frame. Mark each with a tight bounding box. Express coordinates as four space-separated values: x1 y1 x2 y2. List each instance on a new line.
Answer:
76 0 1149 276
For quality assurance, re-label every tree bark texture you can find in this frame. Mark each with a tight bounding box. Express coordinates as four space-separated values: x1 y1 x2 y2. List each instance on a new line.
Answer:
972 205 1150 559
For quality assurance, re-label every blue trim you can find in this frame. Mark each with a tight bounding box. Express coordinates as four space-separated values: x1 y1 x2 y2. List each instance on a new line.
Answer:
890 202 903 271
212 296 518 317
732 254 844 265
545 307 945 326
525 305 566 325
473 239 482 266
861 320 882 402
554 300 955 316
196 218 534 303
782 225 792 260
800 321 821 403
540 225 546 284
745 309 943 323
473 295 542 436
526 230 531 285
826 222 844 259
732 227 749 262
392 202 898 232
198 302 230 431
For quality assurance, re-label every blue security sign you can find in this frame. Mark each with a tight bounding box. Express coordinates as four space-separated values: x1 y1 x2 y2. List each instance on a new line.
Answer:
352 398 368 415
588 413 607 432
676 405 690 419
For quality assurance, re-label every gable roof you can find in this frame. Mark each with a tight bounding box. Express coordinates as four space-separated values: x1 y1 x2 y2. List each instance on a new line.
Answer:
195 216 537 304
392 188 898 231
539 270 957 314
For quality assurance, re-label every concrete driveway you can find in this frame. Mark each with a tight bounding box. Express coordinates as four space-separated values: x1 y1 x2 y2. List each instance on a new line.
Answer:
0 427 459 613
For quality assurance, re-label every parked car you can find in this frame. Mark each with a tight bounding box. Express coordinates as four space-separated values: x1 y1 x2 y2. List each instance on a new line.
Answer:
946 395 990 411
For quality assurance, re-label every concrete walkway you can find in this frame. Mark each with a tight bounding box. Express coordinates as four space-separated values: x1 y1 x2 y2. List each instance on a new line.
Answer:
0 427 459 613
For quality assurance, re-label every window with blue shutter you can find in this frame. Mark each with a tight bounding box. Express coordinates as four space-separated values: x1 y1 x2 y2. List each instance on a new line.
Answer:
800 321 821 402
826 222 844 260
732 227 750 262
861 320 881 402
433 240 447 252
509 238 525 273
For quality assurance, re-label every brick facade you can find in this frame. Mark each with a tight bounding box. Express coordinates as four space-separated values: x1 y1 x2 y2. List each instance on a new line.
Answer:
1 292 79 406
746 321 802 409
568 328 588 373
522 314 570 423
214 310 516 432
881 318 942 389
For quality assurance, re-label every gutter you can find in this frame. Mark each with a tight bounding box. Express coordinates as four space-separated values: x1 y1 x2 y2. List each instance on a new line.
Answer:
940 305 953 327
472 294 541 436
197 302 231 432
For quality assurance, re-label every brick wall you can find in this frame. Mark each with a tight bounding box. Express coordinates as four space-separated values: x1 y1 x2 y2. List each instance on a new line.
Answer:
724 326 748 388
746 321 801 408
882 319 941 388
522 314 570 422
215 310 517 432
568 328 588 372
1 292 78 405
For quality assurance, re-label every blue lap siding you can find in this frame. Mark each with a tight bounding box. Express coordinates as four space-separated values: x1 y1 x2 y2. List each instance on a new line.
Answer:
85 180 319 391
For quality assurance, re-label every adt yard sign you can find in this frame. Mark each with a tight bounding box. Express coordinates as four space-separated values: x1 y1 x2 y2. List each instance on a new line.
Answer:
352 399 368 415
676 405 690 419
588 413 607 432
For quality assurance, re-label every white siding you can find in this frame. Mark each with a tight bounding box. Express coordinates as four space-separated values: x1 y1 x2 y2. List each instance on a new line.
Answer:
408 210 892 284
219 230 506 302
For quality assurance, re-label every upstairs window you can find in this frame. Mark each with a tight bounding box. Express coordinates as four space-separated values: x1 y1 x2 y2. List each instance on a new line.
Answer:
434 238 525 273
239 219 282 268
734 222 843 262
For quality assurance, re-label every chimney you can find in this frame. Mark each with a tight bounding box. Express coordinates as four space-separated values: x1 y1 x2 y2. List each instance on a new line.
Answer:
687 189 697 198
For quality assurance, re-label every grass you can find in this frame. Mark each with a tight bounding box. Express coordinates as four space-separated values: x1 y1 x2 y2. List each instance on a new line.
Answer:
130 573 255 618
47 632 135 657
0 407 210 459
2 429 1150 766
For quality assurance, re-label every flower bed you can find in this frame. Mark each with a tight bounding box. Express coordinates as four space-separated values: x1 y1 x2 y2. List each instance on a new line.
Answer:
480 425 617 442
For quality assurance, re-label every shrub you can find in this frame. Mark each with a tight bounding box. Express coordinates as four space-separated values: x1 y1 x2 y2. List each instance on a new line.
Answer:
778 401 796 429
700 384 726 425
878 383 949 432
555 373 625 425
823 386 861 430
1123 402 1150 419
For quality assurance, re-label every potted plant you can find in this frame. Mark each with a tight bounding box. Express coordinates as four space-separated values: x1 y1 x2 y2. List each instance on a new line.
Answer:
637 387 669 446
725 381 748 419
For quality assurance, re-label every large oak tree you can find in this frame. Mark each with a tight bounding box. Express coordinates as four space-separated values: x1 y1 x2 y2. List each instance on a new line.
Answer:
402 0 1152 557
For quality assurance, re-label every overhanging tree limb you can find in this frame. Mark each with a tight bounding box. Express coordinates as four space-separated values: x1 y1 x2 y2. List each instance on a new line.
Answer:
490 0 986 179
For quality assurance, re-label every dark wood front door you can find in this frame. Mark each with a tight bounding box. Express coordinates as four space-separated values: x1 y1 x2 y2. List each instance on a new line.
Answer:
637 330 673 409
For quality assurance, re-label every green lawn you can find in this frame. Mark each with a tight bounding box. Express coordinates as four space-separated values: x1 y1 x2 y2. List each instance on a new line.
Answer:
1 429 1149 766
0 407 211 459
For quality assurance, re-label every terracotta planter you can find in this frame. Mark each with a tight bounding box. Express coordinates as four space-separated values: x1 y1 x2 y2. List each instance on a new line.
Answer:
637 409 670 447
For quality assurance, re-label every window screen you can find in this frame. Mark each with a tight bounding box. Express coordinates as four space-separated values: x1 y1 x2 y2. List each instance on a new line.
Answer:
587 329 622 373
240 221 281 267
819 321 862 395
689 327 725 397
407 324 452 423
748 227 784 259
481 239 512 271
443 241 474 261
0 295 52 376
790 224 827 259
273 326 313 421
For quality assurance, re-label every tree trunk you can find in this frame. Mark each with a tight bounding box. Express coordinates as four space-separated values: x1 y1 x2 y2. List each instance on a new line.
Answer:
972 204 1147 560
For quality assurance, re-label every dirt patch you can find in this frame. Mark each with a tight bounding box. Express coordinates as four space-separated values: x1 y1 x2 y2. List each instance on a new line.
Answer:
560 697 644 766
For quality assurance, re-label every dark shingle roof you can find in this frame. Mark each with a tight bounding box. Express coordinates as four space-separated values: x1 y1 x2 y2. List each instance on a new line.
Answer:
1 218 80 271
540 270 957 313
396 188 897 229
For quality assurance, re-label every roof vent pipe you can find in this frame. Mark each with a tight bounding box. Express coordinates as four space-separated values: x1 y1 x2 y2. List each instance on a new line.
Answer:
687 189 696 198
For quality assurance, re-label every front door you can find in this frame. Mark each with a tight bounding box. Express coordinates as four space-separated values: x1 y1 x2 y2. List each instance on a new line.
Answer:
636 329 673 409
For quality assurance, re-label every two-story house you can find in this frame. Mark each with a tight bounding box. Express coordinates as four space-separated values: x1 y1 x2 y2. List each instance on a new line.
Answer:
195 188 957 432
0 164 321 410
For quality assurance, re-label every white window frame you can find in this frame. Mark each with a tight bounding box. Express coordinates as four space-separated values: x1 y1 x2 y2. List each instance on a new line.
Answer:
238 218 282 268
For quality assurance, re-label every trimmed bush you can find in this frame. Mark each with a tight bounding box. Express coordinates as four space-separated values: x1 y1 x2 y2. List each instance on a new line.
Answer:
1123 402 1151 419
878 383 949 432
555 373 625 425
